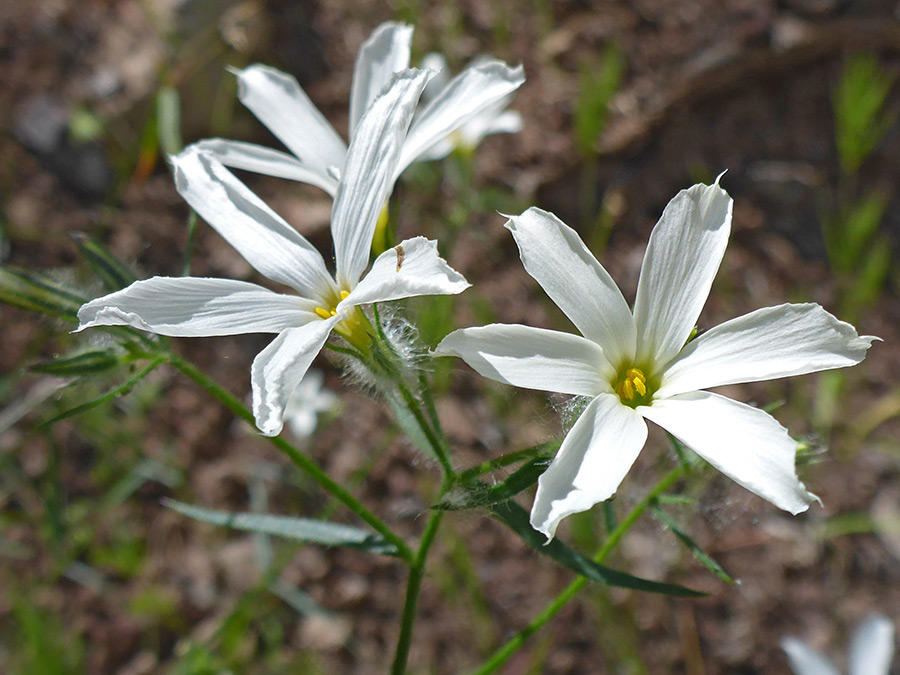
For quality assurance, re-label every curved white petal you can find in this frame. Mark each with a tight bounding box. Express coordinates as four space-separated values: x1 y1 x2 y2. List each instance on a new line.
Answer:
531 393 647 540
505 208 635 367
642 392 818 514
349 22 413 134
434 324 614 397
77 277 317 337
251 318 338 436
633 181 732 369
232 65 347 175
419 53 450 99
332 69 429 289
398 59 525 175
340 237 468 307
172 147 335 300
657 303 877 398
781 638 841 675
193 139 338 196
849 615 895 675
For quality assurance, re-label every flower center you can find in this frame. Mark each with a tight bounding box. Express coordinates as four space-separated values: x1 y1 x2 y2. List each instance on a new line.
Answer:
614 367 652 407
314 291 371 352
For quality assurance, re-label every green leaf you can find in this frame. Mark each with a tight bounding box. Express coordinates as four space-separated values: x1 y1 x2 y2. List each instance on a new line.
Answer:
163 499 399 556
490 500 704 597
0 266 85 321
39 357 163 428
436 457 551 510
651 506 734 583
31 349 122 377
834 53 895 175
575 43 624 158
156 86 183 157
73 233 136 292
385 389 437 461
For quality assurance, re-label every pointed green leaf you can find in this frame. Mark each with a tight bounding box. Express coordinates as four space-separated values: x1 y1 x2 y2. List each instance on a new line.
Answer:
652 506 734 583
39 357 163 428
73 233 136 292
31 349 122 377
156 86 183 157
162 499 398 556
436 457 551 511
0 266 85 321
490 500 704 597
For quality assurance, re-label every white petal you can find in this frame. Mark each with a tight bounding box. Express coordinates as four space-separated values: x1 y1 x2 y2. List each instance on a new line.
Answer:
849 615 895 675
657 303 877 398
641 392 818 514
420 53 450 98
633 181 733 369
77 277 316 336
340 237 469 307
780 638 841 675
349 22 413 134
398 59 525 175
331 69 429 289
193 139 338 196
434 324 614 397
531 393 647 540
251 319 338 436
172 147 335 299
504 208 635 367
232 65 346 175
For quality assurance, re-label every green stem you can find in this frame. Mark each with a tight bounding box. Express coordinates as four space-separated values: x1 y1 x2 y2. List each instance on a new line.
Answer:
391 483 448 675
471 466 685 675
395 378 454 477
167 352 413 562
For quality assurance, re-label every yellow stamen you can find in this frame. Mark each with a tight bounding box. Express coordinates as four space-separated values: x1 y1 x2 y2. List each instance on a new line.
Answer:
340 290 349 300
615 368 648 402
315 306 336 320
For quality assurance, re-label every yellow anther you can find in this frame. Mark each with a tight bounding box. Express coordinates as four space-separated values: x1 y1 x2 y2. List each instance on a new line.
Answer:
615 368 649 403
315 306 336 320
340 290 349 300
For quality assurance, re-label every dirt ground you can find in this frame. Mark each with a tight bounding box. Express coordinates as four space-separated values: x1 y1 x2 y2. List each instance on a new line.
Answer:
1 1 900 673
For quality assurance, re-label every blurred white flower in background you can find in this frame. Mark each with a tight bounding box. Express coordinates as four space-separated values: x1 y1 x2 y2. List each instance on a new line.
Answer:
283 369 340 441
782 614 896 675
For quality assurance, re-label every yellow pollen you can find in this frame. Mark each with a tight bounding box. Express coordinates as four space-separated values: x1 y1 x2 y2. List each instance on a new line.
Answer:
616 368 648 402
315 291 350 320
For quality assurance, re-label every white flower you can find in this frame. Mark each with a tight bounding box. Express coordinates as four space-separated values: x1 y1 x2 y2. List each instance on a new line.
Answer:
415 52 523 159
77 70 469 437
194 22 525 196
435 180 876 540
782 614 895 675
283 369 339 440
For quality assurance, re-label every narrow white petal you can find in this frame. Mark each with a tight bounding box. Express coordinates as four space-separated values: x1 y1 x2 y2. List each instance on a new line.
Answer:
332 69 429 289
849 615 895 675
505 208 635 367
340 237 469 307
172 147 335 299
193 139 338 196
642 392 818 514
251 319 338 436
633 181 733 369
77 277 316 336
434 324 614 397
349 22 413 134
398 59 525 175
232 64 347 175
531 393 647 541
781 638 841 675
419 53 450 99
657 303 877 398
